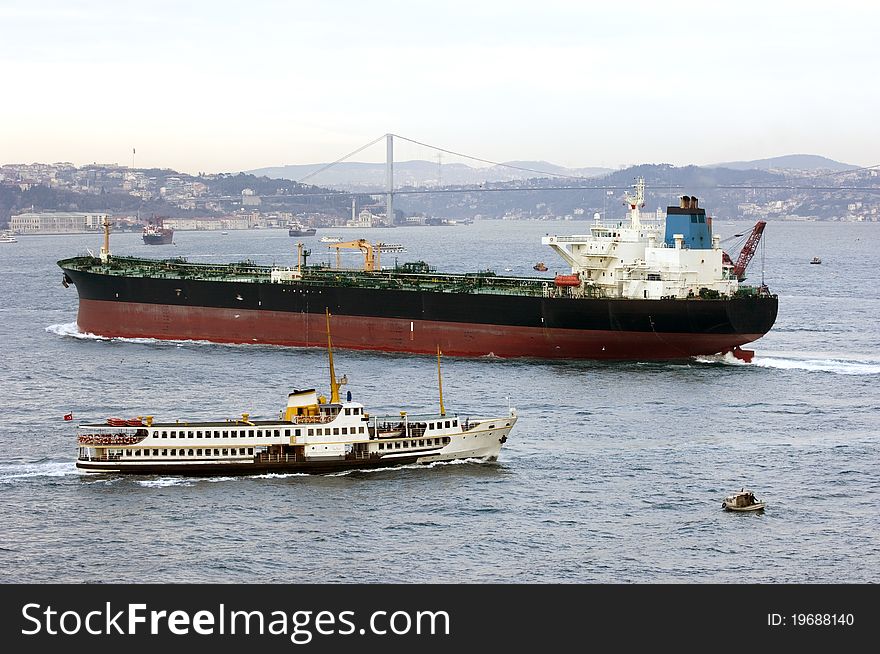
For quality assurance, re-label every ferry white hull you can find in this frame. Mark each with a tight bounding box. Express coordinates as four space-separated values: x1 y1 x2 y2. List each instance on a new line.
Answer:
76 413 515 476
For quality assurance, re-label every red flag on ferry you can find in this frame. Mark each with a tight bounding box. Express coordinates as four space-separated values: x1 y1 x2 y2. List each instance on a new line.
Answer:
63 413 73 421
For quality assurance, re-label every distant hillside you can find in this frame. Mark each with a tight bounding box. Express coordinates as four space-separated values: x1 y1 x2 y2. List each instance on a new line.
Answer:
248 159 612 189
709 154 852 172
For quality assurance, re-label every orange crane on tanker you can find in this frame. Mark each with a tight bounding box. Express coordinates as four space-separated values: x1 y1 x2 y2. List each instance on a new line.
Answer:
722 220 766 282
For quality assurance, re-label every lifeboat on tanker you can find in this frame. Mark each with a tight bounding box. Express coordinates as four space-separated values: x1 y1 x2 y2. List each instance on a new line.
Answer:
554 273 581 287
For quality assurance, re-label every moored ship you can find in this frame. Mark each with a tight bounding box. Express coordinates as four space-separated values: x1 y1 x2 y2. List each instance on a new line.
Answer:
288 221 317 237
143 219 174 245
58 179 777 360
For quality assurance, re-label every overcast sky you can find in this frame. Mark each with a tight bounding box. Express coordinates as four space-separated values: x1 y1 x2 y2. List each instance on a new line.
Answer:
1 0 877 174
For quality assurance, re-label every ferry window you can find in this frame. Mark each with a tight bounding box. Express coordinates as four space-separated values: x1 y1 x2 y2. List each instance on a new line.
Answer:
308 430 313 436
419 440 424 446
445 421 450 428
395 442 401 449
222 449 228 456
162 449 167 456
214 431 220 438
295 429 301 437
196 449 202 456
427 439 433 445
248 448 253 455
214 449 219 456
222 431 227 438
134 450 140 456
342 428 348 435
333 428 340 435
359 427 364 434
429 422 434 429
188 449 194 456
379 443 384 450
170 431 176 438
196 431 202 438
170 450 175 456
354 408 360 414
285 429 290 437
452 420 457 426
188 431 194 438
317 428 323 436
345 408 351 415
274 430 280 437
257 430 263 437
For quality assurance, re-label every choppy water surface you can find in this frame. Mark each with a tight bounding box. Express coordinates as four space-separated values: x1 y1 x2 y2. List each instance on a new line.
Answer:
1 221 878 582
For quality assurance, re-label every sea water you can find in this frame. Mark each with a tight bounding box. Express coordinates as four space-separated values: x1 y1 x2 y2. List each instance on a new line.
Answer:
0 220 878 582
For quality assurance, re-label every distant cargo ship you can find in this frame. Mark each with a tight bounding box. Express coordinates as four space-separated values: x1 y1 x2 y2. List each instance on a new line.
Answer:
288 222 316 237
142 219 173 245
59 179 777 361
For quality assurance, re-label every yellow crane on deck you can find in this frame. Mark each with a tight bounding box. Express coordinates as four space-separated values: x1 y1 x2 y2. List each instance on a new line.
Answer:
327 238 381 272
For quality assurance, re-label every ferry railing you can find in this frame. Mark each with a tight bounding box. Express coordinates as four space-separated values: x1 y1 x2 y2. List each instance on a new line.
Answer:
256 452 304 463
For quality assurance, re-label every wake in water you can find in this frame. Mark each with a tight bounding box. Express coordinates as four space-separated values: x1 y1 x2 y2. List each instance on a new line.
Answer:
45 322 219 348
45 322 303 352
0 461 79 484
695 352 880 375
135 476 240 488
129 458 493 486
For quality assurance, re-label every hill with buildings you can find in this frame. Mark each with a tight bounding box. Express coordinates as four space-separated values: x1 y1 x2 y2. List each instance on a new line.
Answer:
2 156 878 231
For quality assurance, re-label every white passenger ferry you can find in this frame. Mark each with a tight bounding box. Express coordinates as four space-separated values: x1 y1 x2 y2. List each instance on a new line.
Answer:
76 318 516 475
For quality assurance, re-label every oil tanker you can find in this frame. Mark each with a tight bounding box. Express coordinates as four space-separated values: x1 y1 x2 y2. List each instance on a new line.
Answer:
58 180 777 360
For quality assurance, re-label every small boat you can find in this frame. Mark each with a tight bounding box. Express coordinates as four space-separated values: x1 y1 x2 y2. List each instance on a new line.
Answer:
0 231 17 243
74 313 517 475
722 489 765 512
221 231 228 235
810 257 821 264
533 262 548 271
320 236 343 243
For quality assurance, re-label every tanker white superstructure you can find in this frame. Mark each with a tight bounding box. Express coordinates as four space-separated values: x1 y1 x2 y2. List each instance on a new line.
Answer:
542 178 741 300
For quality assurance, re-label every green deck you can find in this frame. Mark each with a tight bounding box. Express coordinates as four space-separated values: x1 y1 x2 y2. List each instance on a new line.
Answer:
59 255 557 297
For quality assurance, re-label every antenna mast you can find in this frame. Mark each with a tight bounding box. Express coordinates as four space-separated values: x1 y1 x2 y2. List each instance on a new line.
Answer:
100 216 111 263
326 309 340 403
437 345 446 417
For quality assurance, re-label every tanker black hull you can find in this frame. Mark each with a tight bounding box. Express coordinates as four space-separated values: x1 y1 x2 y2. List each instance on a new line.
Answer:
59 262 778 360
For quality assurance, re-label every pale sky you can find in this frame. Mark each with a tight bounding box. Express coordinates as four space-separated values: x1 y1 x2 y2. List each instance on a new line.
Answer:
1 0 877 174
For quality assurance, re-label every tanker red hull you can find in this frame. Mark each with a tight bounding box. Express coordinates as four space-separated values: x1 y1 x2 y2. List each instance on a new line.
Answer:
76 298 767 360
